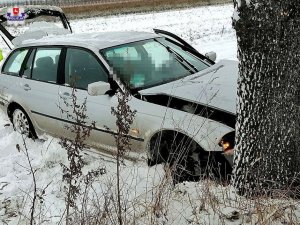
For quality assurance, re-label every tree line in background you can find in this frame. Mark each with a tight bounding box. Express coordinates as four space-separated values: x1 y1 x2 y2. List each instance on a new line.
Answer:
0 0 231 18
0 0 131 7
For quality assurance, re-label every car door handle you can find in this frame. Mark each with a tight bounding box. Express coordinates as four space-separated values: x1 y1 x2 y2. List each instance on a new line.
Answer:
23 84 31 91
59 92 71 99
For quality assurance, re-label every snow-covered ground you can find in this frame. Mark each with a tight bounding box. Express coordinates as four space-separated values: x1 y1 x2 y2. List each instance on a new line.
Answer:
0 4 237 60
70 4 237 60
1 4 299 225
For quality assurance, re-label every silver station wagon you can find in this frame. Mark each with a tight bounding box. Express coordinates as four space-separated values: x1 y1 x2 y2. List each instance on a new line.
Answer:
0 6 237 181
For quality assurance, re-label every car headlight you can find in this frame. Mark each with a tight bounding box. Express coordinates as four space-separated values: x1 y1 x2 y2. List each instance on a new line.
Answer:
218 131 235 154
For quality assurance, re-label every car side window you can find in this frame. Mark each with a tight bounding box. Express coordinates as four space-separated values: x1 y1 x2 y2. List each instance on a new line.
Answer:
65 48 108 89
2 49 29 75
31 48 61 83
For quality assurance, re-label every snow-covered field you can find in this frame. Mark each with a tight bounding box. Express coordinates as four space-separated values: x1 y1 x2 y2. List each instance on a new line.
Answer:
1 4 299 225
0 4 237 60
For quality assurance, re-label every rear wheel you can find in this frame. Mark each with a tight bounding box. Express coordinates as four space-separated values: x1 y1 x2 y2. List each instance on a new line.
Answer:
12 108 36 138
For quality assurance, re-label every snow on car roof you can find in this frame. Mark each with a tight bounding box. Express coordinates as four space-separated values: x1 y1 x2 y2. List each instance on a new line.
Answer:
20 31 161 49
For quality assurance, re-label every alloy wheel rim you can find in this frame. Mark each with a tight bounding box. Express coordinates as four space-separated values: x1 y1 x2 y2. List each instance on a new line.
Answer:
12 109 30 136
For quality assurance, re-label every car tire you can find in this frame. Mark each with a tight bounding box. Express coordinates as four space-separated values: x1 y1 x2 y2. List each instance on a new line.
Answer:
149 131 207 184
12 108 36 138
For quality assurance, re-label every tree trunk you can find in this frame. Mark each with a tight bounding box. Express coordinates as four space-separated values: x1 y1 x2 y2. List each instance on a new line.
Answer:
232 0 300 196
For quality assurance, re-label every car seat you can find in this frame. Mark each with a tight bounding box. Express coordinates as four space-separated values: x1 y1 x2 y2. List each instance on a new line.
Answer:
33 56 56 82
69 51 106 89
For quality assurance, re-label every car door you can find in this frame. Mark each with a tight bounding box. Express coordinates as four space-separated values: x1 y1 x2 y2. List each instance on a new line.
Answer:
58 47 119 151
0 48 29 110
19 47 63 135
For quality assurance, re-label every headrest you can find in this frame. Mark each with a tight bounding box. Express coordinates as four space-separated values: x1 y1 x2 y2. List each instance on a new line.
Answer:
72 52 91 65
36 57 54 68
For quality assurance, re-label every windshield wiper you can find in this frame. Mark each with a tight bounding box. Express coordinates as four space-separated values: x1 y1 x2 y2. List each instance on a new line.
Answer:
155 38 199 73
165 46 199 73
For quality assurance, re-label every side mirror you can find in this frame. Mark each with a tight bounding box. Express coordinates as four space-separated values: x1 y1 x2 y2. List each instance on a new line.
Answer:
205 51 217 62
88 81 111 96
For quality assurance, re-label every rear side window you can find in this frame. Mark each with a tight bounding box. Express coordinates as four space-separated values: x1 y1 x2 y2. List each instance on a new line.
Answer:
31 48 61 83
65 48 108 89
2 49 28 75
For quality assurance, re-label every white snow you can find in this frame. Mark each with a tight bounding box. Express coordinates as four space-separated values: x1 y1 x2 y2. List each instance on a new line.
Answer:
1 4 299 225
0 4 237 60
12 22 71 46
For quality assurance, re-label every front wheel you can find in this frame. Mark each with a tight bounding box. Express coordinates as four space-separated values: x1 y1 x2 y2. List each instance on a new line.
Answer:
149 131 207 184
12 108 36 138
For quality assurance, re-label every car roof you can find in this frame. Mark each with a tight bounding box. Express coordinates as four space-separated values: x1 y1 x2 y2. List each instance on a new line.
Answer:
19 31 161 50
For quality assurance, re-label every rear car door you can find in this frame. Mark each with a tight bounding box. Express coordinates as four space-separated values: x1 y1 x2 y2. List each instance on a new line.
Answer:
19 47 63 135
0 48 29 111
58 47 119 151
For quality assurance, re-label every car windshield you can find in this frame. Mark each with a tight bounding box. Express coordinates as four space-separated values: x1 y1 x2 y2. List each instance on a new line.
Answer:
101 38 209 90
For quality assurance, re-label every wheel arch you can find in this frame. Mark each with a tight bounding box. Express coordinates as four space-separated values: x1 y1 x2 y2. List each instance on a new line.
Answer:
7 102 26 121
147 129 207 164
147 128 206 150
7 101 38 137
147 128 233 179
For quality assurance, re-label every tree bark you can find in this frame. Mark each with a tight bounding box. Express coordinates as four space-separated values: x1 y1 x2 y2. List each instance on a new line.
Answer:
232 0 300 196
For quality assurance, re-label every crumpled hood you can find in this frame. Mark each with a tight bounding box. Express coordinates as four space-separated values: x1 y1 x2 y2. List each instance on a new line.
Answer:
139 60 238 114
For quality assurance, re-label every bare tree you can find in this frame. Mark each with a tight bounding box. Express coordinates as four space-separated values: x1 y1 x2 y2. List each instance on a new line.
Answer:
232 1 300 196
